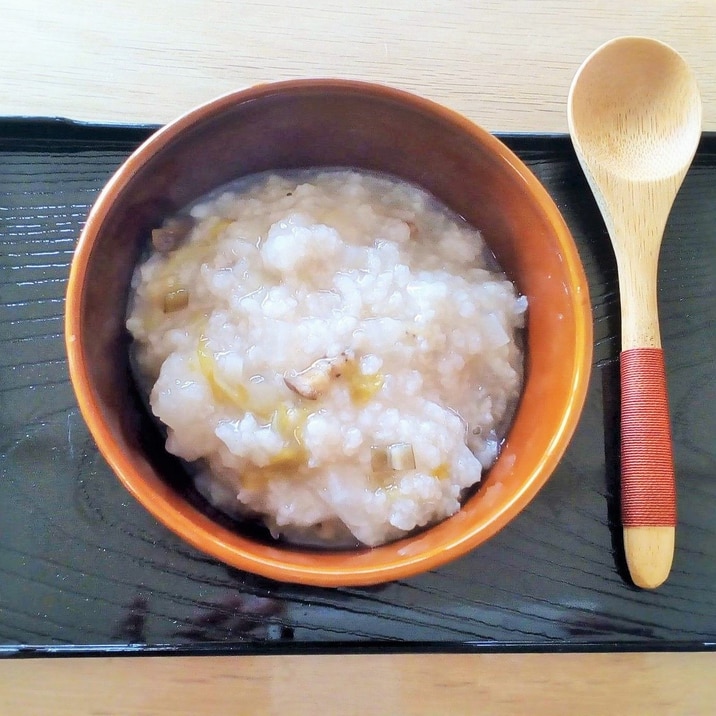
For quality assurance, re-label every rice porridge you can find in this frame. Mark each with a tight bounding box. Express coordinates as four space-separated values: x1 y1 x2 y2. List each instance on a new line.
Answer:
126 169 527 547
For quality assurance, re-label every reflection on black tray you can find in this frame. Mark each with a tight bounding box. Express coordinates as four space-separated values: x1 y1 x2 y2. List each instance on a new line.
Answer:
0 121 715 656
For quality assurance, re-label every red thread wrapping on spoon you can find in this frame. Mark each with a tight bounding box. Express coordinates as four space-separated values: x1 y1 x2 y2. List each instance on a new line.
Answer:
620 348 677 527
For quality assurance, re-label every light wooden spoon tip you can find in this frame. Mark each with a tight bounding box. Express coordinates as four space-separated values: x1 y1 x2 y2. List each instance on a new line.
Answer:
624 526 675 589
568 36 702 189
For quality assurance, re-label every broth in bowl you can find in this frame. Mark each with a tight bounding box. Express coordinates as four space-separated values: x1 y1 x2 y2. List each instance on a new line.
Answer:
127 168 527 547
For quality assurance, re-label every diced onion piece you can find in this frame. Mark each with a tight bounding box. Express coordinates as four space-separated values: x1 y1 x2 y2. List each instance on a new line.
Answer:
388 443 416 471
371 446 389 473
163 288 189 313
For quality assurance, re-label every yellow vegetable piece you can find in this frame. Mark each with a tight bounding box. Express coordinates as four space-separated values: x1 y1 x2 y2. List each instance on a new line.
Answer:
270 444 307 468
269 403 311 468
349 372 384 405
197 336 250 410
271 403 311 441
240 405 311 490
431 463 450 481
341 361 384 405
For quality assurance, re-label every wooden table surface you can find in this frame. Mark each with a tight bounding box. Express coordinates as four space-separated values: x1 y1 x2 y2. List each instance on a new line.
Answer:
1 1 715 713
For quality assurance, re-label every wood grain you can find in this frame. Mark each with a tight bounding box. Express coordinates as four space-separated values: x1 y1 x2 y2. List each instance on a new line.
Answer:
0 1 714 131
2 653 716 715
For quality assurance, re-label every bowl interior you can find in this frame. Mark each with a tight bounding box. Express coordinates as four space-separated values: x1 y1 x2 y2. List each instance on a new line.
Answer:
67 81 592 586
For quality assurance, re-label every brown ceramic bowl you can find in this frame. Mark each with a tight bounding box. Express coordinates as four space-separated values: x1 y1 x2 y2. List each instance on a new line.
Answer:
65 80 592 587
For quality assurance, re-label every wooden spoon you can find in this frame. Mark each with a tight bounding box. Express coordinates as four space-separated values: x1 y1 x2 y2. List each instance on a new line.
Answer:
567 37 702 588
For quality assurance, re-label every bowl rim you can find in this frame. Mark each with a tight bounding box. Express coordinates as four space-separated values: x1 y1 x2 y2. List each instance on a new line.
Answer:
65 79 593 587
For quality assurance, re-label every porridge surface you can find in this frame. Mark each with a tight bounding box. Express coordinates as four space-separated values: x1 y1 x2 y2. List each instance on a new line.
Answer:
127 169 527 546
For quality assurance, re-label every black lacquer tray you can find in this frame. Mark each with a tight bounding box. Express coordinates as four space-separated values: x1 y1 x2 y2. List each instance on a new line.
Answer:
1 120 714 657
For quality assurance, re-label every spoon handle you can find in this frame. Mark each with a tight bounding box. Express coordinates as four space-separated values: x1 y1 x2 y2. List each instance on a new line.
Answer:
620 347 676 589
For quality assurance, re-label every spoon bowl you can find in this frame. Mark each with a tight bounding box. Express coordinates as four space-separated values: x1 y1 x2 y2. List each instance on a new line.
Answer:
568 37 702 589
569 38 701 182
